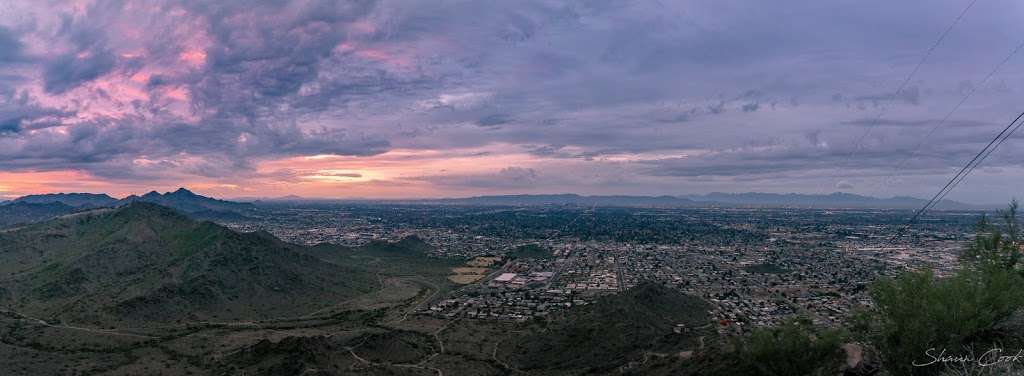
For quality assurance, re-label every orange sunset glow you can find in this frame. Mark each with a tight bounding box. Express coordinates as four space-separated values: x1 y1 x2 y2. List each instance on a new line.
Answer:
3 2 1024 375
2 0 1024 204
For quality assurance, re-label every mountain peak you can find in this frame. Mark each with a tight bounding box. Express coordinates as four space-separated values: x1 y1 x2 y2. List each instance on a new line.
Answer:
114 201 187 219
125 187 253 216
169 187 198 197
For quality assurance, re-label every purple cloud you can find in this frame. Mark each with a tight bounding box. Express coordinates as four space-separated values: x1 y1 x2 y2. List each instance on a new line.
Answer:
1 0 1024 202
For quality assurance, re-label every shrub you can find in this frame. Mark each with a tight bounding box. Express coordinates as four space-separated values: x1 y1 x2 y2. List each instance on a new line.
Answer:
864 201 1024 376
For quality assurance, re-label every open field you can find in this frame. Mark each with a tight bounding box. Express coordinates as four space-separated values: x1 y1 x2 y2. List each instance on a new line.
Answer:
446 256 503 285
451 267 488 275
448 274 485 284
466 256 502 267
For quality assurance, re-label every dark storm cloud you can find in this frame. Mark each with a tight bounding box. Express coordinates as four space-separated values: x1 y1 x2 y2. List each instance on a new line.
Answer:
0 0 397 179
0 115 389 181
412 167 542 189
42 49 117 94
476 114 512 127
0 105 73 135
841 118 992 128
0 90 75 137
40 7 122 94
194 1 386 97
0 26 26 63
853 86 922 107
637 124 1016 180
0 120 17 135
3 0 1024 201
320 172 363 178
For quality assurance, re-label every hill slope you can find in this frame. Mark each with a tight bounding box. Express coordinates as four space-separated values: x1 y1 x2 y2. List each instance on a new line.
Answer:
0 202 375 326
0 202 78 228
509 282 713 373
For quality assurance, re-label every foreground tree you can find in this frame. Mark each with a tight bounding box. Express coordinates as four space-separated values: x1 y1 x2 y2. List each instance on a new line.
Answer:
863 201 1024 376
739 318 846 376
961 200 1023 272
674 318 846 376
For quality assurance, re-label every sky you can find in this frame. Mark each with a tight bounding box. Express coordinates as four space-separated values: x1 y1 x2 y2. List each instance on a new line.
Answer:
2 0 1024 203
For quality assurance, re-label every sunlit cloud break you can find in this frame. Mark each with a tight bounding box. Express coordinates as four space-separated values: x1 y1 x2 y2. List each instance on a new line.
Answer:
2 0 1024 203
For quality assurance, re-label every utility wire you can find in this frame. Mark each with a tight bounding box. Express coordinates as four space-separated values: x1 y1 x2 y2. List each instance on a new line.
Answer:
931 112 1024 208
921 111 1024 216
871 38 1024 198
894 110 1024 240
809 0 979 209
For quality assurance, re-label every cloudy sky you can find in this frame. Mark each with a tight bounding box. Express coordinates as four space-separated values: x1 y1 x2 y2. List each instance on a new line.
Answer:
1 0 1024 203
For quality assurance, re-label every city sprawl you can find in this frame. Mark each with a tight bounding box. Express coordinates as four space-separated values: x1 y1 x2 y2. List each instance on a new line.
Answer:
226 203 976 332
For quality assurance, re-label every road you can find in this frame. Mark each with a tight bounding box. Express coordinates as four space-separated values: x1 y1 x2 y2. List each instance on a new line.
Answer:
388 276 442 325
347 345 445 376
615 255 627 290
0 309 156 339
545 250 577 290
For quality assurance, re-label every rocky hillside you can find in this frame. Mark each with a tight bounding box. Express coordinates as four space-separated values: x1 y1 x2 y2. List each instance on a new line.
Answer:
0 202 376 326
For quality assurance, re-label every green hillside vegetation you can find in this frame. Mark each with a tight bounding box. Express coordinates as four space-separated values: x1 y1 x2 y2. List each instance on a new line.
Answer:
509 243 553 260
222 335 354 375
304 235 460 280
350 330 438 364
657 318 846 376
857 201 1024 376
508 282 713 374
642 202 1024 376
0 202 377 326
362 235 433 255
7 200 1022 375
221 329 441 375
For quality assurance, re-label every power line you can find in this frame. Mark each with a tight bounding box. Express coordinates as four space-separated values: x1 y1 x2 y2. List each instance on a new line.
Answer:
931 112 1024 208
810 0 979 209
923 111 1024 216
895 110 1024 239
870 37 1024 198
911 110 1024 219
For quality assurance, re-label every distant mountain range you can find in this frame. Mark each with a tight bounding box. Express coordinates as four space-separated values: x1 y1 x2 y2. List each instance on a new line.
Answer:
399 192 975 209
411 194 698 207
2 190 979 223
232 194 307 202
0 188 255 227
9 192 118 208
683 192 974 209
122 188 255 217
